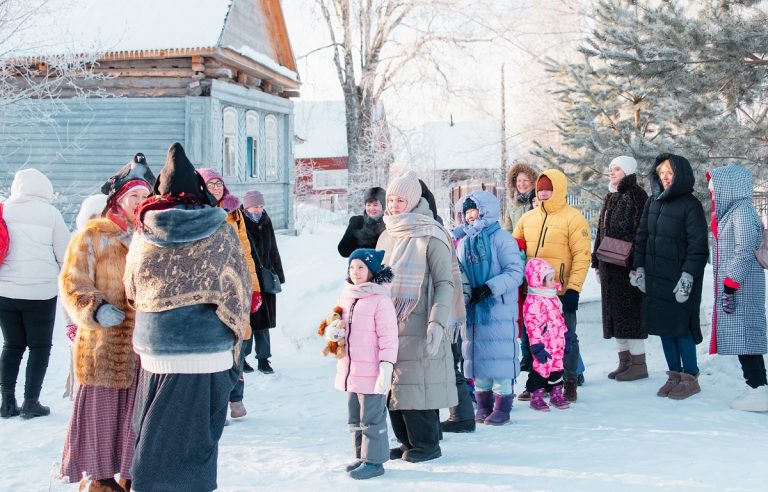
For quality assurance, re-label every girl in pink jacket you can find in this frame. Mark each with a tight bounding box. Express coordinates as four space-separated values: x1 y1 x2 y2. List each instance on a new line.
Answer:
522 258 571 411
325 248 398 480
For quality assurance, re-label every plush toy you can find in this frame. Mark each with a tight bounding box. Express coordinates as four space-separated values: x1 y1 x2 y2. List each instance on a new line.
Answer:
317 306 346 359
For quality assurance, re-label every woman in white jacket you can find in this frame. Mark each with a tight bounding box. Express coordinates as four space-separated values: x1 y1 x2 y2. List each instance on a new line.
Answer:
0 168 69 418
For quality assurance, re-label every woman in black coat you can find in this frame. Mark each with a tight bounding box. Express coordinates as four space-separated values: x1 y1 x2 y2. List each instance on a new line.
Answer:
632 153 708 400
592 156 648 382
337 187 386 257
242 190 285 374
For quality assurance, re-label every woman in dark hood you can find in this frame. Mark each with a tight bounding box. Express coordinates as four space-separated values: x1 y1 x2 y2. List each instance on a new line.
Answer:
338 187 387 257
631 153 708 401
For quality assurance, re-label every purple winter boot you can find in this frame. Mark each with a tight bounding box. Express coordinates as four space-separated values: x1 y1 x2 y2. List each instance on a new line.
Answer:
484 394 513 425
549 384 570 409
529 388 550 412
474 391 493 423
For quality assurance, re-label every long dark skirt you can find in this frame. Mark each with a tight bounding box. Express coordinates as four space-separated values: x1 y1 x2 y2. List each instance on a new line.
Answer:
131 367 238 492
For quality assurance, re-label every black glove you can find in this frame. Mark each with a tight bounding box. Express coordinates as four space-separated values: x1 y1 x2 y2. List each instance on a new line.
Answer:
530 343 552 364
559 289 580 313
470 284 493 305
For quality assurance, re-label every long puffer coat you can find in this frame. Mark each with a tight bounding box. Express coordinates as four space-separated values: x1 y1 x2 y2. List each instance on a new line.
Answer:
592 173 648 339
707 165 767 355
244 210 284 331
455 191 524 380
633 154 709 342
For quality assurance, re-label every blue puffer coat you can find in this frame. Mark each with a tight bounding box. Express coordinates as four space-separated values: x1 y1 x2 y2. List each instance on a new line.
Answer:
708 165 767 355
454 191 524 379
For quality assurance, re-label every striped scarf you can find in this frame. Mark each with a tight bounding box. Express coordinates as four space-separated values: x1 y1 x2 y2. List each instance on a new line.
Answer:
383 202 466 334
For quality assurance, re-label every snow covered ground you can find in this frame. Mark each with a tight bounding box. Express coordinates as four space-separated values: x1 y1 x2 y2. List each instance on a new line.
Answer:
2 223 768 491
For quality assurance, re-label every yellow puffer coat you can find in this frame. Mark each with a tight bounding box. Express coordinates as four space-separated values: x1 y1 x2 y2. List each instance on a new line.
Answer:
513 169 592 294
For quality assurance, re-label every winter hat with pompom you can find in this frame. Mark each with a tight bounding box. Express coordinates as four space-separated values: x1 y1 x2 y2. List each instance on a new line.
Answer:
349 248 385 276
386 170 422 213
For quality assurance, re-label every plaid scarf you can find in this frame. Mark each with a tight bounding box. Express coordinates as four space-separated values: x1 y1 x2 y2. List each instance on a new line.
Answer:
383 200 466 333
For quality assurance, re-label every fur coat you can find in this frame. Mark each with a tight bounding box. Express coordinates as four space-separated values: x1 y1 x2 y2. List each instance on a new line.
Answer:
59 218 136 389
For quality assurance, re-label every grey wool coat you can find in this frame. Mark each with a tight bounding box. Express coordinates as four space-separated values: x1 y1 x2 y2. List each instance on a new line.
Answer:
708 165 767 355
376 199 458 411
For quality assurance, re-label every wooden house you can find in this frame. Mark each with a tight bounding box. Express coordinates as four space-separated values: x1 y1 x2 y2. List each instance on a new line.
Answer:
0 0 299 229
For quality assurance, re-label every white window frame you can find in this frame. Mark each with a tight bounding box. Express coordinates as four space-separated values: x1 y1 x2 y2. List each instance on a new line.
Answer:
223 107 238 178
265 114 279 181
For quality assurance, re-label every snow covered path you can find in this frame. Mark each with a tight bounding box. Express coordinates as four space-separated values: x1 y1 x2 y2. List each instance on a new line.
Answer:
2 226 767 491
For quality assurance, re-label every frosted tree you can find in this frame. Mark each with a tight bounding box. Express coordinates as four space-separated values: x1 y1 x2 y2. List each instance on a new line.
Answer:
535 0 768 201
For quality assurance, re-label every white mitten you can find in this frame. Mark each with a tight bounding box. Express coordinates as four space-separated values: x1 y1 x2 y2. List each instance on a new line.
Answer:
629 267 646 293
425 322 444 357
373 362 394 394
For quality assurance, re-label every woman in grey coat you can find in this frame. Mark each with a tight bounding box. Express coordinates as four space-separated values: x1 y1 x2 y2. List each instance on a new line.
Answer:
454 191 523 426
376 170 462 464
707 165 768 412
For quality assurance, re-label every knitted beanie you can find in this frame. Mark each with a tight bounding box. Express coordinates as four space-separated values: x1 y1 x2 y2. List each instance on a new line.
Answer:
538 175 553 192
386 170 422 213
462 197 478 214
243 189 265 208
349 248 385 275
76 194 108 229
610 155 638 176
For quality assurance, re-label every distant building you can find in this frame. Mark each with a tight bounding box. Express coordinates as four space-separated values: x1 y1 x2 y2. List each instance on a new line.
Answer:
0 0 300 229
293 100 392 210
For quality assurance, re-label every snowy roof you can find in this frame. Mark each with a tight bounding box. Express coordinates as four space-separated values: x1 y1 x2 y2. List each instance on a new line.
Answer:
6 0 298 82
293 101 348 159
422 121 506 170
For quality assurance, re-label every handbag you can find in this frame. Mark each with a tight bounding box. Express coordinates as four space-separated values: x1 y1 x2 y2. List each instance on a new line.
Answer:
244 224 282 294
595 236 633 267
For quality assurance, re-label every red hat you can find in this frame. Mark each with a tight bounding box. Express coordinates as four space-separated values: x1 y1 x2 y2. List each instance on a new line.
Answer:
537 175 553 192
110 179 151 207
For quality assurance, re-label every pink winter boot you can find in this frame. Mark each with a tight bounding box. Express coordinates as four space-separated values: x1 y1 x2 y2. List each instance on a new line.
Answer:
549 383 570 409
529 388 550 412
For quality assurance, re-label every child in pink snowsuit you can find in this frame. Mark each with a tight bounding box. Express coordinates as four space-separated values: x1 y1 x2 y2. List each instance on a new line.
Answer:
523 258 571 411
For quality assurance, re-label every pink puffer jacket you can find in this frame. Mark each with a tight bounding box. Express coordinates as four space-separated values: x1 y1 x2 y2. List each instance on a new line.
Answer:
523 258 568 378
335 282 399 394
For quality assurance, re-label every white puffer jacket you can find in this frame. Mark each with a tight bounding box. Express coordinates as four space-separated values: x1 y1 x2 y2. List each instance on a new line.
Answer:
0 169 70 300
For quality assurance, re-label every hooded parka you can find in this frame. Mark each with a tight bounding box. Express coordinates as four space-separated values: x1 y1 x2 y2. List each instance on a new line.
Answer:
707 165 766 355
633 154 708 342
513 169 592 296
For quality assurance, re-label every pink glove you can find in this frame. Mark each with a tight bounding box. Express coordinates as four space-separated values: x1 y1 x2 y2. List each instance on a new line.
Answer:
251 292 262 313
65 323 78 342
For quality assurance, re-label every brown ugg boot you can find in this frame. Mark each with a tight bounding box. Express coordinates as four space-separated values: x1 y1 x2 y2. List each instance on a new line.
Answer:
563 379 578 402
615 354 649 381
667 372 701 400
118 478 132 491
89 478 124 491
657 371 681 397
607 351 631 379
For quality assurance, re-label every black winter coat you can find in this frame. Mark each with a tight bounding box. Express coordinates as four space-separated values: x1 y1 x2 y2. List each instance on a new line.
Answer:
633 154 709 342
337 214 385 258
245 210 284 330
592 174 648 339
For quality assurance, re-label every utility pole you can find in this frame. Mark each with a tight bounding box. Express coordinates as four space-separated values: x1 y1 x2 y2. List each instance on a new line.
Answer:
500 64 508 189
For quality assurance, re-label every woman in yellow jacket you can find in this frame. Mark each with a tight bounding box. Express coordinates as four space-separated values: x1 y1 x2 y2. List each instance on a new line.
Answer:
199 168 260 419
514 169 591 402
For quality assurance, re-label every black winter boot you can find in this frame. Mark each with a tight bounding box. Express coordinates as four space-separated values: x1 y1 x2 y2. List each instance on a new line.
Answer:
1 392 20 418
20 399 50 419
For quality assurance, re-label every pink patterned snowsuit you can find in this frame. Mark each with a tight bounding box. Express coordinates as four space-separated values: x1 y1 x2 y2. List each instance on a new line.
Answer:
523 258 568 378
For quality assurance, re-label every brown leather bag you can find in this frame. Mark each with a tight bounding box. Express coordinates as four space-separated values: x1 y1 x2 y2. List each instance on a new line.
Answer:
596 236 633 267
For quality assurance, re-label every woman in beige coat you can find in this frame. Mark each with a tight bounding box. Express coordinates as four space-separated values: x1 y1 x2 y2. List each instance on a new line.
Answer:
376 170 462 463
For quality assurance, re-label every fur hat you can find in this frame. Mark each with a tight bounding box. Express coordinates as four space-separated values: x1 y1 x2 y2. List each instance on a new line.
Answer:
610 155 637 176
243 189 265 209
154 143 211 204
507 162 538 197
101 153 155 207
386 170 422 213
362 187 385 207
